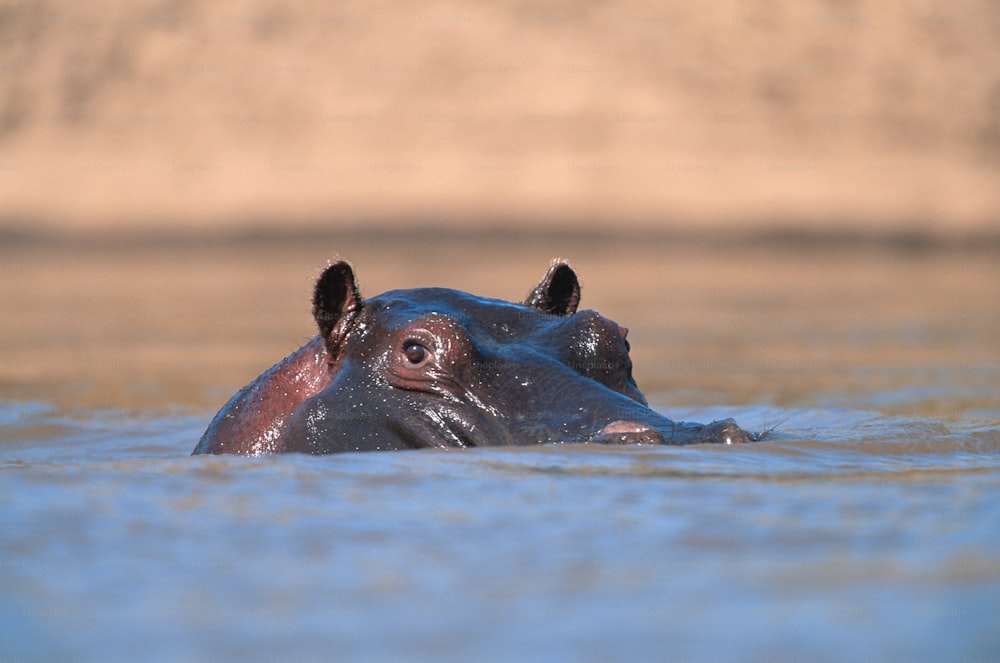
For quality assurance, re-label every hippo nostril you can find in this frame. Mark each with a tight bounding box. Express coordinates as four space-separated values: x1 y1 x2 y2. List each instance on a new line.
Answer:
593 421 666 446
600 421 648 435
706 418 753 445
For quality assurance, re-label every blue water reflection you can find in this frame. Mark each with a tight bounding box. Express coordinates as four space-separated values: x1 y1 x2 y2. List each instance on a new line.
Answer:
2 402 998 661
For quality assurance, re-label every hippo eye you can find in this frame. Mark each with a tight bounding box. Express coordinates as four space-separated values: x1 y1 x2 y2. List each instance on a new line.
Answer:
402 342 429 365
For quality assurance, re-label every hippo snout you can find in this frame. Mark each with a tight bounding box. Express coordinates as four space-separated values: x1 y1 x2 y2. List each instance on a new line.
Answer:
700 418 754 445
592 421 667 445
590 417 756 446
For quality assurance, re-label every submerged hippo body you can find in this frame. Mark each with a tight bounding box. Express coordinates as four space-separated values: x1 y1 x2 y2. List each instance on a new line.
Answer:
193 260 755 455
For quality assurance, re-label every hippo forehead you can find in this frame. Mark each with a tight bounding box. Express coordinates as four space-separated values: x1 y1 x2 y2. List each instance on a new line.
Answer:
366 288 555 331
350 286 643 407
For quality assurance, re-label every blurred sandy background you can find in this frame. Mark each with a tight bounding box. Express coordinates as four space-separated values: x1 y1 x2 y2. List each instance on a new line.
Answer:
2 0 998 239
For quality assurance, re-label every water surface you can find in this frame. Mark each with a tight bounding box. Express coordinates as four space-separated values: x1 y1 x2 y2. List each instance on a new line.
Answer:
2 234 999 661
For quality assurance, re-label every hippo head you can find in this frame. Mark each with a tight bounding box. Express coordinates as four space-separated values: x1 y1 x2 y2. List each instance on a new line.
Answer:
278 260 752 453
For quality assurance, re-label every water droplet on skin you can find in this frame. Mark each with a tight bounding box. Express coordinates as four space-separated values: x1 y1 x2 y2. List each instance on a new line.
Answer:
306 402 328 437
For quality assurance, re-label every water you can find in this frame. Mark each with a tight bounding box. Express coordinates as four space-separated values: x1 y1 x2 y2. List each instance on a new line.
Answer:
2 234 999 661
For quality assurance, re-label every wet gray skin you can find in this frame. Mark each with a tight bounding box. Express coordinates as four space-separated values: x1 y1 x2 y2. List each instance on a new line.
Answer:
194 261 756 455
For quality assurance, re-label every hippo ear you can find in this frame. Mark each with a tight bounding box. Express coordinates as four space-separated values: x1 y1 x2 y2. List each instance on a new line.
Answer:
525 261 581 316
313 261 363 355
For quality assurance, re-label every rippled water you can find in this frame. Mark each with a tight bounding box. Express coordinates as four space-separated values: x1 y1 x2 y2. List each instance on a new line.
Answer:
2 235 999 661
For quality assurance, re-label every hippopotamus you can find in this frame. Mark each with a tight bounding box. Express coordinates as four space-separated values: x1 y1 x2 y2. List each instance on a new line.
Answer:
193 260 757 455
